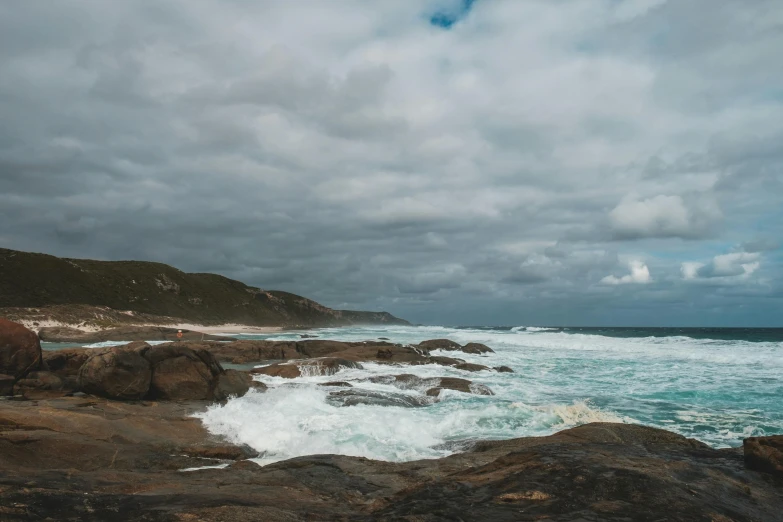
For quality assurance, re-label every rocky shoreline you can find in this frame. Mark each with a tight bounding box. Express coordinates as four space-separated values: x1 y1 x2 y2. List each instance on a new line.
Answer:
2 319 782 521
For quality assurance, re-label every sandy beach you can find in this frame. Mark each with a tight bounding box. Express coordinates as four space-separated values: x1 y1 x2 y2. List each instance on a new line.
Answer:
164 323 284 335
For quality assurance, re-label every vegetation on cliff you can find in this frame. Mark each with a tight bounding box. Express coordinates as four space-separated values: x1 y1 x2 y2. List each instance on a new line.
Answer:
0 248 408 327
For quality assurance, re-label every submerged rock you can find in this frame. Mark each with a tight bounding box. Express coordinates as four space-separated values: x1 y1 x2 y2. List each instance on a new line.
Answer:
0 318 42 383
494 365 514 373
251 358 363 378
327 389 433 408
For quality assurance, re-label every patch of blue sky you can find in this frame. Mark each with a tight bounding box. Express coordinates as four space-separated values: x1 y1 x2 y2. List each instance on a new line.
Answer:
429 0 477 29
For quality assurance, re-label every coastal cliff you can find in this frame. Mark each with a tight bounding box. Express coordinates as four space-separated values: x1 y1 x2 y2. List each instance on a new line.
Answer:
0 248 408 328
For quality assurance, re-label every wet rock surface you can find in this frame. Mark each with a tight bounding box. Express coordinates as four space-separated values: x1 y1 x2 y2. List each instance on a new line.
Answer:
0 399 780 522
250 357 363 378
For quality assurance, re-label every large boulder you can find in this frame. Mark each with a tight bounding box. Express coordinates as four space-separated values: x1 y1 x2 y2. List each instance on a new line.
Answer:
0 318 42 381
744 436 783 477
78 347 152 400
146 346 216 401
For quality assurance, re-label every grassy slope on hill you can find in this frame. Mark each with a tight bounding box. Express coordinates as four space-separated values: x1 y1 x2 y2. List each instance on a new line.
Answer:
0 248 408 327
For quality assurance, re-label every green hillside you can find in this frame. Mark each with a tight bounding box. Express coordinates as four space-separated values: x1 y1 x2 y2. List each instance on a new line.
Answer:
0 248 408 327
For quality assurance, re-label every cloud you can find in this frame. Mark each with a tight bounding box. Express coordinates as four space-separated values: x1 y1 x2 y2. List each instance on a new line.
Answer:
682 252 761 281
0 0 782 326
601 260 652 285
609 194 721 239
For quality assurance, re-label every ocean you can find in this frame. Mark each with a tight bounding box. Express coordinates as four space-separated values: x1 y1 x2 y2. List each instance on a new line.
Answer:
46 325 783 466
191 325 783 465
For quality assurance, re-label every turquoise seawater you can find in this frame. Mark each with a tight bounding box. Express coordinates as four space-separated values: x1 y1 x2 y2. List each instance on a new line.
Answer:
190 325 783 464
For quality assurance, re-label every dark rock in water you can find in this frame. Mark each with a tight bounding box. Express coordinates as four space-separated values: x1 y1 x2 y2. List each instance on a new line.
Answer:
215 369 253 400
744 435 783 476
299 334 318 339
494 365 514 373
368 374 494 396
454 362 491 372
320 381 353 387
327 389 433 408
0 318 42 381
77 347 152 400
426 355 465 367
462 342 495 354
378 337 390 340
418 338 463 351
251 358 363 378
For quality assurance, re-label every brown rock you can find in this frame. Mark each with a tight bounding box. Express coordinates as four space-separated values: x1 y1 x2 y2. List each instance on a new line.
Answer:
13 371 70 399
149 355 213 400
77 348 152 400
495 365 514 373
744 435 783 476
42 348 92 379
454 362 491 372
427 356 465 367
462 342 495 354
0 318 42 380
251 358 363 378
418 339 463 351
376 348 393 359
215 369 252 400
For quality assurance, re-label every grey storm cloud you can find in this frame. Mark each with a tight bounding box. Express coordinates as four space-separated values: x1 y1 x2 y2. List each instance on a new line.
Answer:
1 0 782 326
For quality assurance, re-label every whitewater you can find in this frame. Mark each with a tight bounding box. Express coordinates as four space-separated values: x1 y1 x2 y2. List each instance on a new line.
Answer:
192 325 783 465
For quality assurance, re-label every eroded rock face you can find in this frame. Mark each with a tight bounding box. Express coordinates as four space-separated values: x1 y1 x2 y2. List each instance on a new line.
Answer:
78 348 152 400
744 435 783 476
0 318 42 381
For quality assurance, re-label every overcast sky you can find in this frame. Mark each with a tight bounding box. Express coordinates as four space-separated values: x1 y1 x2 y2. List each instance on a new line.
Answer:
1 0 782 326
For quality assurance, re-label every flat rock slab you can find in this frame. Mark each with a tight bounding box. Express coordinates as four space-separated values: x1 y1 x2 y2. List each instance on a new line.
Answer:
1 397 781 522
